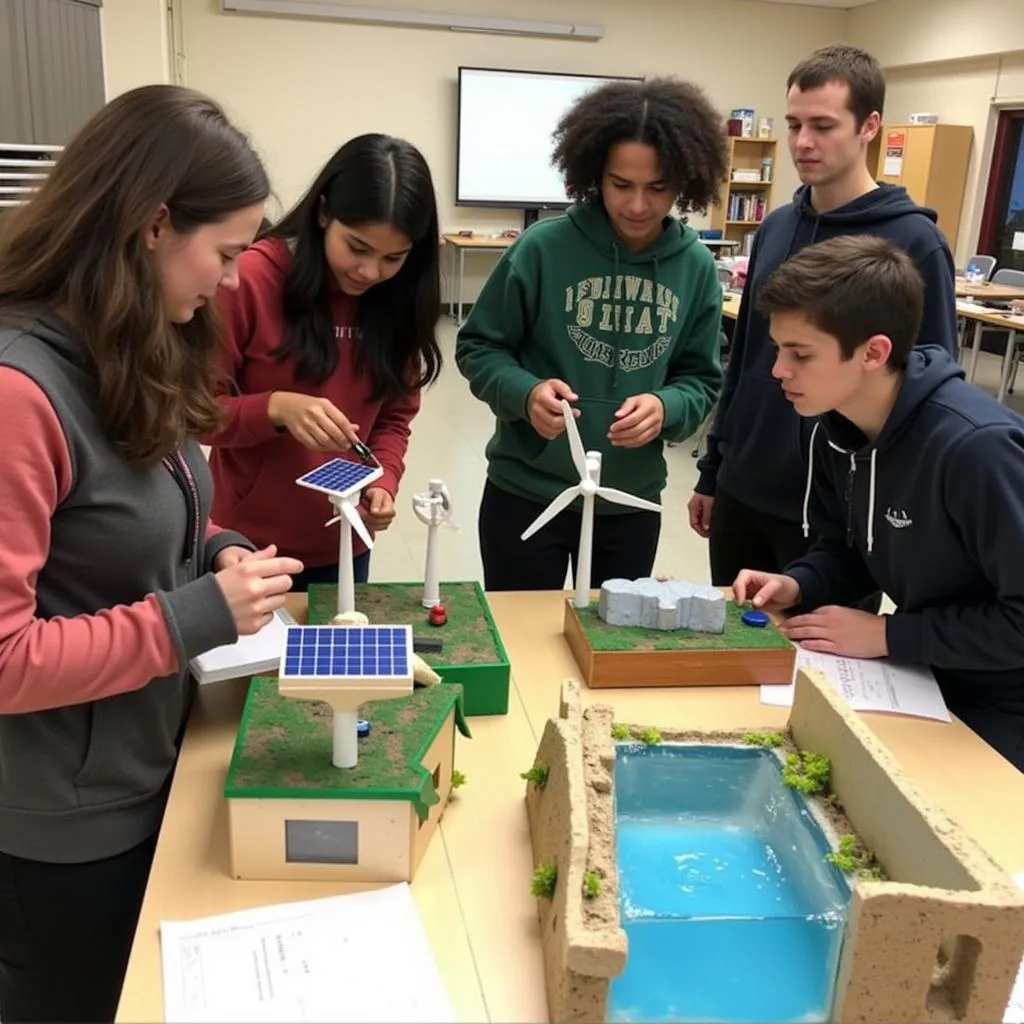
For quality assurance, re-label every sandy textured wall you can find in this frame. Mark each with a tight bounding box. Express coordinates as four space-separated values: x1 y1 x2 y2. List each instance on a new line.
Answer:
789 668 1024 1023
524 680 626 1023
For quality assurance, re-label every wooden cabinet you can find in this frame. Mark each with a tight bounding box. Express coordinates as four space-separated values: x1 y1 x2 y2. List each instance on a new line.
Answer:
709 136 779 256
869 123 973 252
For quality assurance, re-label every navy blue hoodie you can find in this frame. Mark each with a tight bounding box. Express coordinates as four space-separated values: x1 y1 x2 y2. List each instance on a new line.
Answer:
785 348 1024 752
696 184 959 522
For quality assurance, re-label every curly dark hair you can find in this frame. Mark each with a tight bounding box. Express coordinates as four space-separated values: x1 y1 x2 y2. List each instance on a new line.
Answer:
551 76 728 214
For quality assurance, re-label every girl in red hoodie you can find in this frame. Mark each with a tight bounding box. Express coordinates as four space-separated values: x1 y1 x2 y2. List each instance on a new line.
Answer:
205 134 443 589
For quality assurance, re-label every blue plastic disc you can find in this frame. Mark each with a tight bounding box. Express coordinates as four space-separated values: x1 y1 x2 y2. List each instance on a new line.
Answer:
741 609 770 628
357 719 371 737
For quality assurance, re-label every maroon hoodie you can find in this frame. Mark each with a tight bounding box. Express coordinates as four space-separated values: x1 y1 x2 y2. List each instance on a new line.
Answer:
204 237 421 568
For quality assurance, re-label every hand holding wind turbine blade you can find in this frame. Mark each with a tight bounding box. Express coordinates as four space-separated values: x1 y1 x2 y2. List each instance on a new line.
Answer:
340 499 375 550
520 484 581 541
560 399 589 480
595 486 662 514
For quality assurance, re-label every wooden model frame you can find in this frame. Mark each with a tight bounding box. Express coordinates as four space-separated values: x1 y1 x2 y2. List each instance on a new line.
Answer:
525 673 1024 1023
563 598 796 688
224 680 470 884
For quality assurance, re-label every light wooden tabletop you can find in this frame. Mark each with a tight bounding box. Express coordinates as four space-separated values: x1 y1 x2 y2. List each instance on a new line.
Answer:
116 590 1024 1023
442 233 515 249
956 278 1024 301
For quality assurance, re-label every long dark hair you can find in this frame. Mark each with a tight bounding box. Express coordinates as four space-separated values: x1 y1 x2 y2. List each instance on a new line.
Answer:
264 134 442 400
0 85 269 464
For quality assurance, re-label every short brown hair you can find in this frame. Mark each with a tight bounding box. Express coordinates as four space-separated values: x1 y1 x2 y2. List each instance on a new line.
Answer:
0 85 269 464
756 235 923 369
787 43 885 127
551 76 729 215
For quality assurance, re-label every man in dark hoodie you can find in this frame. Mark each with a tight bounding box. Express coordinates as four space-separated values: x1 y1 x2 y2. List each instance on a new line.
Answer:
735 235 1024 774
689 44 959 586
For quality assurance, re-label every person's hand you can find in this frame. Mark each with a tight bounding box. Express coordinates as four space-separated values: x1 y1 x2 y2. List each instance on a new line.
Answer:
527 379 579 439
732 570 802 613
212 545 252 571
608 393 665 448
687 493 715 538
214 544 304 635
267 391 361 452
360 487 396 531
780 607 889 658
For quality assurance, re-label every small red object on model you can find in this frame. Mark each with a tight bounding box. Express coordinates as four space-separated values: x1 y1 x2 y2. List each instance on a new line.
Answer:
428 602 447 627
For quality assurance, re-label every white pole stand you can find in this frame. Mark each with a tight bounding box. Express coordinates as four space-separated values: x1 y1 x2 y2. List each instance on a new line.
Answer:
573 452 601 609
332 708 359 769
336 502 356 617
422 528 440 609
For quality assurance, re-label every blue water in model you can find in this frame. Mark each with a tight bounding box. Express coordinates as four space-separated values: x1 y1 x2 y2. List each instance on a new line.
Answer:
608 745 850 1024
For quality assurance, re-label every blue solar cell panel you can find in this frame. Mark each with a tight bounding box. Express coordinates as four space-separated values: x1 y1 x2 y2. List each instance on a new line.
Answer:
295 458 382 498
280 625 411 679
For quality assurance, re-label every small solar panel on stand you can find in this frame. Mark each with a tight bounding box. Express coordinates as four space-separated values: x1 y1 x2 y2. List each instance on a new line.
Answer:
295 457 384 616
277 624 414 769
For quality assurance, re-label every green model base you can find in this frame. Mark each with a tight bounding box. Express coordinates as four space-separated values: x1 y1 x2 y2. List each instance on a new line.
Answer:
224 677 471 822
307 581 511 717
575 601 793 652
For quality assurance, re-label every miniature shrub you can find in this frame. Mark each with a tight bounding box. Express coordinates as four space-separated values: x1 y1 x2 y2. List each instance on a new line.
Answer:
782 750 831 794
743 731 785 749
531 862 557 899
520 762 549 788
583 870 601 900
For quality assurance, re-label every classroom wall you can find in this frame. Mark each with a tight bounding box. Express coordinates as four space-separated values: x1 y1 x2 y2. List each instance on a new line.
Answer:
103 0 845 301
99 0 170 99
847 0 1024 266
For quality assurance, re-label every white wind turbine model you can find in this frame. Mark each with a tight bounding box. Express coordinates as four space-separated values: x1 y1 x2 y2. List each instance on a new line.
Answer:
296 457 384 616
411 478 455 609
521 399 662 610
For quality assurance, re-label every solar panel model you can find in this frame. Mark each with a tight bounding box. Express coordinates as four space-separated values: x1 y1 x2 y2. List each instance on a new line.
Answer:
280 624 412 683
295 457 383 499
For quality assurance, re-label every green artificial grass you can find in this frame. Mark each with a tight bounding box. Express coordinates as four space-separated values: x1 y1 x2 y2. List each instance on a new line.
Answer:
308 581 500 665
575 601 792 652
225 677 471 821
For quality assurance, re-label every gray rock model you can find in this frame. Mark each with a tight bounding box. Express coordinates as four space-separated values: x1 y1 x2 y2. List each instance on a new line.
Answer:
599 577 726 633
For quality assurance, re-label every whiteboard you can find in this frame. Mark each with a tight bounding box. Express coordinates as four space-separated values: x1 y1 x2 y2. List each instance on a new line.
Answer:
456 66 639 208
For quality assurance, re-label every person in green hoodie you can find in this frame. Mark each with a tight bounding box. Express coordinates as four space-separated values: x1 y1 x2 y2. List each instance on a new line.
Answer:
456 77 727 591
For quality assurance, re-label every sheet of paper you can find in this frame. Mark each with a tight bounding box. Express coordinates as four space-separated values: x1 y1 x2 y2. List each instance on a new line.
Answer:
1012 231 1024 253
190 607 294 684
883 154 902 175
161 883 454 1023
760 648 951 722
1007 874 1024 1023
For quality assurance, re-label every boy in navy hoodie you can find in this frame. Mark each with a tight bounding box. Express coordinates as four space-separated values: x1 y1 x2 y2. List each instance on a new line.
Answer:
689 44 959 587
734 235 1024 773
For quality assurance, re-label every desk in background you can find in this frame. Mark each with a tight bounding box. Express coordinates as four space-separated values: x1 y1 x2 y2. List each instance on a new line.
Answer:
956 299 1024 403
956 278 1024 302
117 591 1024 1023
442 233 514 327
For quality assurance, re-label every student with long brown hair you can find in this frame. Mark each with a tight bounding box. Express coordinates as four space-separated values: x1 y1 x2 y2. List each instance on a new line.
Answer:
0 85 303 1022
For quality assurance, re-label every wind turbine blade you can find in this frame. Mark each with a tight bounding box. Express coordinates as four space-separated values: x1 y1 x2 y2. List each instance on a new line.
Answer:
520 486 581 541
340 500 375 550
595 487 662 514
560 399 589 481
324 514 342 527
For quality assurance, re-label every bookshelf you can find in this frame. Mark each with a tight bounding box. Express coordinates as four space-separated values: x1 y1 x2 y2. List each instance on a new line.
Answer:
709 136 778 256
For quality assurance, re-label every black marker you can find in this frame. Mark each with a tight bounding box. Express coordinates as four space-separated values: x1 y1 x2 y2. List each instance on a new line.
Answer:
352 438 373 462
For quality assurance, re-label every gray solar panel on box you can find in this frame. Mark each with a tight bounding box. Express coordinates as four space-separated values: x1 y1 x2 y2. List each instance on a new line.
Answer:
295 458 383 498
280 624 412 680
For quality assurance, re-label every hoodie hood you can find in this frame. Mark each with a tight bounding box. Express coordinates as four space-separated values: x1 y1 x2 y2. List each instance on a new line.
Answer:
566 201 698 263
781 183 940 261
801 348 965 553
696 182 959 523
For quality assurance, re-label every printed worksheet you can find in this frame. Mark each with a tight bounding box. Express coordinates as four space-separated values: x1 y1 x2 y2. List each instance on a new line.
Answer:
760 648 951 722
160 884 454 1023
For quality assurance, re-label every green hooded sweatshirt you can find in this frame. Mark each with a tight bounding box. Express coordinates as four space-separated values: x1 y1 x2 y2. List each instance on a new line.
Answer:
455 202 723 511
